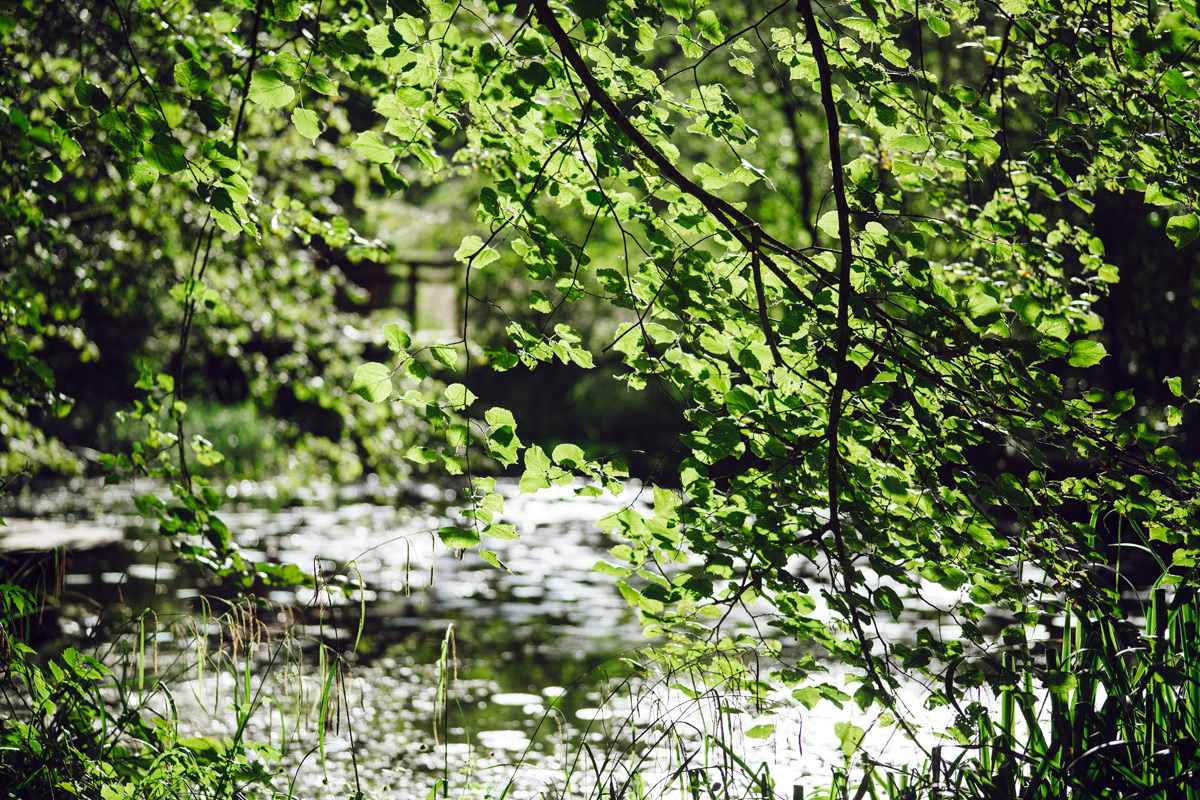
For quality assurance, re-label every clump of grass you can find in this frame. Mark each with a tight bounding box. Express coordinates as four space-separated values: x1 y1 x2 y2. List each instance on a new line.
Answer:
436 581 1200 800
0 572 376 800
0 582 284 799
920 585 1200 800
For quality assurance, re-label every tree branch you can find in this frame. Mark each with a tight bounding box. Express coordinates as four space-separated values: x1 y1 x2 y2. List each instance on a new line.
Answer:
528 0 833 318
797 0 921 738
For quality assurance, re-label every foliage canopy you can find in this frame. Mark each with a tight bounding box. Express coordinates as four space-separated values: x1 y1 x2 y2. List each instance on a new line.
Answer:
5 0 1200 790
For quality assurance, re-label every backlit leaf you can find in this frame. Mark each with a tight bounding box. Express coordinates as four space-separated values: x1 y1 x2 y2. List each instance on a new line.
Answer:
887 134 932 153
1167 213 1199 248
351 131 393 163
438 526 480 549
248 69 295 108
696 9 723 43
272 0 302 20
291 107 322 140
305 72 340 96
350 362 392 402
479 549 508 570
445 382 477 409
384 323 410 352
130 161 158 190
745 724 774 739
1068 340 1108 368
483 523 518 541
143 134 186 173
174 60 210 96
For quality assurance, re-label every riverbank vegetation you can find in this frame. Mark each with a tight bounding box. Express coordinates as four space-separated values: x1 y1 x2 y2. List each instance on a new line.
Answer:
4 0 1200 797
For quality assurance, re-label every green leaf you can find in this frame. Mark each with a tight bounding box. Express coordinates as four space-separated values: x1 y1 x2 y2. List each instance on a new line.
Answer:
594 560 632 578
662 0 690 22
305 72 340 96
1156 445 1183 467
552 443 585 467
881 40 909 67
1044 671 1078 696
179 736 225 755
1068 340 1108 368
745 724 774 739
519 469 551 494
696 9 724 43
74 78 111 111
485 407 516 428
529 290 553 313
874 586 904 621
1038 316 1070 340
572 0 608 19
57 132 83 161
887 133 932 153
192 96 231 130
1168 376 1183 397
130 161 158 191
367 23 398 55
380 165 408 194
191 435 225 467
143 134 186 174
384 322 410 352
966 137 1001 165
291 107 322 140
1164 68 1199 100
438 526 480 549
272 0 302 20
483 523 518 541
793 687 822 710
729 56 754 75
406 359 428 380
350 362 393 402
817 209 841 238
1167 213 1199 248
351 131 393 164
430 344 458 368
454 235 484 263
525 444 551 472
616 580 664 614
926 15 951 36
445 382 477 410
248 69 295 109
834 721 865 756
211 209 243 235
479 549 509 570
965 287 1002 323
405 446 439 464
174 60 211 96
39 159 62 183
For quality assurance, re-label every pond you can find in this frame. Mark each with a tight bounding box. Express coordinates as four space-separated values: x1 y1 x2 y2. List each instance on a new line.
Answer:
3 478 1009 799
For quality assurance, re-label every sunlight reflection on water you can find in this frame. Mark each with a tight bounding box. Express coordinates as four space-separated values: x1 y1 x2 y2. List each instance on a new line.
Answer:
7 477 1037 799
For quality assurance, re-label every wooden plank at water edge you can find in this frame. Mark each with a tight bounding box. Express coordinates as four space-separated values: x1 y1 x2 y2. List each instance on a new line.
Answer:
0 519 124 551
